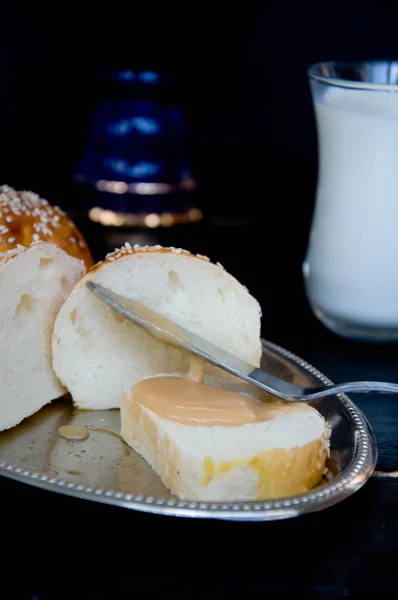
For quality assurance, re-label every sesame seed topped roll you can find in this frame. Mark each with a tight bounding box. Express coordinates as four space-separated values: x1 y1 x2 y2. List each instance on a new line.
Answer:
0 185 93 269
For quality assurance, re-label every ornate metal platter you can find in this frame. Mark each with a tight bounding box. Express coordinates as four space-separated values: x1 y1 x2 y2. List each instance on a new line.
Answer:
0 340 377 521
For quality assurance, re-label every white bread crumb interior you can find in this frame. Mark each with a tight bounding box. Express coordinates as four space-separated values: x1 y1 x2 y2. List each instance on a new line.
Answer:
52 244 262 410
0 242 86 431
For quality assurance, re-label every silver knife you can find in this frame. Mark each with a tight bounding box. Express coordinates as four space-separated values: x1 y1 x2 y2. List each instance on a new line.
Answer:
86 281 398 401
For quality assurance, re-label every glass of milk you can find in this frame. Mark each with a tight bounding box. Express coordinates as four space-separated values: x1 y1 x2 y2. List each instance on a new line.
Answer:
304 60 398 341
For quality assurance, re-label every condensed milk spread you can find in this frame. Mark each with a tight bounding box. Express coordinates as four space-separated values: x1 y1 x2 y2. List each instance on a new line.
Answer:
129 297 304 426
134 356 306 427
58 425 89 440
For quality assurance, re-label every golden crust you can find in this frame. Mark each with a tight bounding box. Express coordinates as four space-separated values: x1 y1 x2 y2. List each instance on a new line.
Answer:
104 243 216 264
202 437 328 499
0 186 93 269
86 242 223 275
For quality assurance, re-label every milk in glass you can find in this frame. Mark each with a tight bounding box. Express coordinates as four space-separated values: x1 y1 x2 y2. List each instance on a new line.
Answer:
304 83 398 337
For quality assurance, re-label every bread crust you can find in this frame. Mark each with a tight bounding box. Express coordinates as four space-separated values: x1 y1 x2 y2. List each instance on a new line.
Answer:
0 185 93 269
90 243 228 276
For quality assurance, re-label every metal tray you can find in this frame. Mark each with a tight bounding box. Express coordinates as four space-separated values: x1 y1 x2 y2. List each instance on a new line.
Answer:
0 340 377 521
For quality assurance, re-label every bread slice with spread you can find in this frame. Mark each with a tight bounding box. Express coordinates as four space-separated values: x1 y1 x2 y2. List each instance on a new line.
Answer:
121 375 330 501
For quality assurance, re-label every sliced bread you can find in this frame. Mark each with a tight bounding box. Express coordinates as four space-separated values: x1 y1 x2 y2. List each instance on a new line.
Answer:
121 374 330 501
0 242 86 431
52 245 262 410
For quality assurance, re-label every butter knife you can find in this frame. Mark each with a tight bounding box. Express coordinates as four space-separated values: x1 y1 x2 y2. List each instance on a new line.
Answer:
86 281 398 401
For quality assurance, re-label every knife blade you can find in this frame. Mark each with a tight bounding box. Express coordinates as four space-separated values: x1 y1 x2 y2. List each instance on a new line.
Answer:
85 280 295 398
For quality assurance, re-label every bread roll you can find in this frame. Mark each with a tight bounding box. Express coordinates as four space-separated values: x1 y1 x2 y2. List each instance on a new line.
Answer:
52 244 262 410
0 185 93 269
0 242 86 431
121 375 331 501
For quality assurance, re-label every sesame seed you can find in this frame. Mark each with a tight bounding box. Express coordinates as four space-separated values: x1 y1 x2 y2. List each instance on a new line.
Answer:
70 237 77 243
103 243 222 271
7 236 15 244
0 187 70 241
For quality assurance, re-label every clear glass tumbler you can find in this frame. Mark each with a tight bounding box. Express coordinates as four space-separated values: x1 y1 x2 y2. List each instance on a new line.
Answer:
304 61 398 341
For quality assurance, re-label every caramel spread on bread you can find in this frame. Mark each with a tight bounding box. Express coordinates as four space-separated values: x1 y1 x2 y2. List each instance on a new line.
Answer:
125 298 307 427
135 356 310 427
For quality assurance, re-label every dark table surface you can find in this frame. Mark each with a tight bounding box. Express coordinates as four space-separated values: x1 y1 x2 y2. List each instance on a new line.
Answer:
1 212 398 599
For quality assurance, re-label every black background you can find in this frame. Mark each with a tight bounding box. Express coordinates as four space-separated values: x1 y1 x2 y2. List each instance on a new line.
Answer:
2 0 398 221
2 2 398 597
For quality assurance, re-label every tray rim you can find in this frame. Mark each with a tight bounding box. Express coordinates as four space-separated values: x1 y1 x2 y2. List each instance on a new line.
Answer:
0 339 377 521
